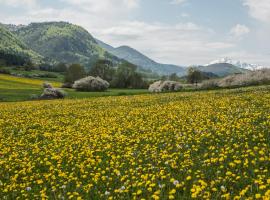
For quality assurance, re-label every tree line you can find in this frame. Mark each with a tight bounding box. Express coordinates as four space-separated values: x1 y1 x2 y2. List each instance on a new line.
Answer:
63 60 148 89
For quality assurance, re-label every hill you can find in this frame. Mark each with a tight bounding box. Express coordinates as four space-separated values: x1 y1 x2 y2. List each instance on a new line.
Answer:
97 39 187 76
0 24 42 65
197 63 248 77
14 22 121 67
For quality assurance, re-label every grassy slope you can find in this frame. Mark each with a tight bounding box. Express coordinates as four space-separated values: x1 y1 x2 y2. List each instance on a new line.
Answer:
0 74 148 102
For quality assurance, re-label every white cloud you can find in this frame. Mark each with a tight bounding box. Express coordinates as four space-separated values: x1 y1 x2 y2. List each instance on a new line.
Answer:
243 0 270 23
230 24 250 38
97 20 235 65
63 0 139 13
0 0 36 7
170 0 187 5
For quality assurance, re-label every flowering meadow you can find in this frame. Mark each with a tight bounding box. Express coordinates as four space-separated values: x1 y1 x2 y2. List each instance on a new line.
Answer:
0 86 270 199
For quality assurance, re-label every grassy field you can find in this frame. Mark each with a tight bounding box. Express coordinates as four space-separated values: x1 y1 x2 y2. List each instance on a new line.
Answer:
0 86 269 199
0 74 148 102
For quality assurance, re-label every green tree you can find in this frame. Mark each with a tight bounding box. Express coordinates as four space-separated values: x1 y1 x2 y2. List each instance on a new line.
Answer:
187 67 202 86
64 64 86 83
54 63 68 72
88 59 115 82
169 73 180 81
23 60 35 71
112 62 146 88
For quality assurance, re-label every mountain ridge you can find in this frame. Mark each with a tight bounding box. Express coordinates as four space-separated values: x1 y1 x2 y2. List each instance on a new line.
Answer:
96 39 187 76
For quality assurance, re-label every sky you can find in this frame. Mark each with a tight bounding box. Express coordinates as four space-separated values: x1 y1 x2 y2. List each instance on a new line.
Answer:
0 0 270 66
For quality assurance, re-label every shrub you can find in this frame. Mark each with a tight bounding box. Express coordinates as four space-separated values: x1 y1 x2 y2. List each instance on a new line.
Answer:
43 82 53 89
61 82 73 88
36 73 58 78
73 76 110 92
40 88 66 99
200 79 219 89
149 81 183 93
200 69 270 89
0 68 11 74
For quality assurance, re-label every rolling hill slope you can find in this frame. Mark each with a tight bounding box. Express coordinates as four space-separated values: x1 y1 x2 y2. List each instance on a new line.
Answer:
0 24 42 64
197 63 248 77
14 22 121 67
97 39 187 76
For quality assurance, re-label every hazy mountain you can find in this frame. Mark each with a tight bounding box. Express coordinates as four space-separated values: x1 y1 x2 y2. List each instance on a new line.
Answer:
96 39 187 76
0 24 42 64
197 63 248 77
206 57 265 71
13 22 121 67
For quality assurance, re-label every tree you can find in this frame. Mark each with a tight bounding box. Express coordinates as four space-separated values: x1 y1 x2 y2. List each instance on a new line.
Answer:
112 62 146 89
64 64 86 83
23 60 35 71
54 63 68 72
187 67 202 86
169 73 180 81
88 59 115 82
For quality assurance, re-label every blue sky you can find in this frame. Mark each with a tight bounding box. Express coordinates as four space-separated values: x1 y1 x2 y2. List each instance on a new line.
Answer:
0 0 270 66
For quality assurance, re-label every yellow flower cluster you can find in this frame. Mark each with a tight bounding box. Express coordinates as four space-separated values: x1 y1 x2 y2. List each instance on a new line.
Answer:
0 86 270 199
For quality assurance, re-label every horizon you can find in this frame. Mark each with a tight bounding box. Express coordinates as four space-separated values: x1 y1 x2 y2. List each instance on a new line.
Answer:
0 0 270 66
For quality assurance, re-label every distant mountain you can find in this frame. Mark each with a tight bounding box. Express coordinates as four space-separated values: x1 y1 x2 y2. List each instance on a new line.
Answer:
206 57 265 70
0 24 42 64
197 63 248 77
96 39 187 76
13 22 121 67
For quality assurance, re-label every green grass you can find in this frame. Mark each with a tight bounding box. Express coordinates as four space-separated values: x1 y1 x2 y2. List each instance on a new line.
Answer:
10 68 64 82
0 74 148 102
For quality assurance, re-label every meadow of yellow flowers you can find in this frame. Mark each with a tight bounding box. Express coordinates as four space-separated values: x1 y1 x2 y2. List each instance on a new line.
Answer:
0 86 270 199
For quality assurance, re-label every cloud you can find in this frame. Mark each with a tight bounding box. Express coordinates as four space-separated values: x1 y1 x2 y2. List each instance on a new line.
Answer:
243 0 270 23
0 0 36 7
97 20 235 65
63 0 139 13
170 0 187 5
230 24 250 38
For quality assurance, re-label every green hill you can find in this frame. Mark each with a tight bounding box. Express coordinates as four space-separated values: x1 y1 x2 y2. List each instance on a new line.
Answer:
0 24 42 65
97 39 187 76
14 22 120 67
197 63 248 77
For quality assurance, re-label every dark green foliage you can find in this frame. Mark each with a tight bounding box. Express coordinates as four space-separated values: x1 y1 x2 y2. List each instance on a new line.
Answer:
0 25 42 65
187 67 203 86
0 50 29 66
88 59 115 82
168 73 181 81
23 60 35 71
0 67 11 74
111 62 147 89
54 63 68 72
64 64 86 83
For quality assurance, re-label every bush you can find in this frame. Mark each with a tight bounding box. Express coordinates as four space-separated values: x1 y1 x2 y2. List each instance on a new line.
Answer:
36 73 58 78
0 68 11 74
200 79 219 89
61 82 73 88
149 81 183 93
40 88 66 99
43 82 53 89
200 69 270 89
73 76 110 92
